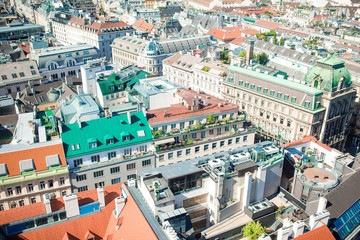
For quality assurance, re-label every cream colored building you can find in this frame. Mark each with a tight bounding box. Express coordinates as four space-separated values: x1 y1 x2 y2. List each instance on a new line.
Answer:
0 141 71 210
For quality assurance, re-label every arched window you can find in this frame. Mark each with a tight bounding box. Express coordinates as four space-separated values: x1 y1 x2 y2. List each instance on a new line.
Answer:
314 80 319 88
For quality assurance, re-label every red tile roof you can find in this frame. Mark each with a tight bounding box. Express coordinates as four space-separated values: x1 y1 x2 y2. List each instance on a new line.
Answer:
132 19 155 32
1 183 158 240
311 15 331 24
283 135 332 152
230 36 246 45
147 89 238 124
0 143 67 177
207 27 257 42
68 16 130 34
293 225 335 240
255 19 281 29
18 43 30 55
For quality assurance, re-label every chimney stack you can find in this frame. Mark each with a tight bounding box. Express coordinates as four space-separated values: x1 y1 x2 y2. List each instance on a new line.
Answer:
242 172 252 210
309 210 330 230
317 197 328 213
63 193 80 218
43 193 52 214
127 111 132 124
97 187 105 208
277 226 291 240
246 39 255 66
292 221 305 238
115 196 126 217
65 75 73 86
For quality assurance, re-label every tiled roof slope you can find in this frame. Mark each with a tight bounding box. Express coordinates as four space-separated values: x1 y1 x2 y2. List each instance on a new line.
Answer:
0 142 66 177
61 112 153 158
293 225 335 240
0 183 158 240
325 168 360 218
283 135 332 151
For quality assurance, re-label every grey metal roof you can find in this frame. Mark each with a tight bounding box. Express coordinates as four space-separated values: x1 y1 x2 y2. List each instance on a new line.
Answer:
46 154 60 167
19 159 34 172
325 169 360 218
0 24 44 34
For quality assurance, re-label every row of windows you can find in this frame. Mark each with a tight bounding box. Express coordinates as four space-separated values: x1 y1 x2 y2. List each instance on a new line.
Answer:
159 136 248 161
75 160 152 182
6 178 65 197
228 79 314 108
1 70 37 80
77 175 135 192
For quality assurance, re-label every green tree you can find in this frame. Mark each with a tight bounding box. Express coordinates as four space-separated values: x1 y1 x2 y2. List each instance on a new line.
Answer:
256 52 268 65
220 50 226 60
242 221 267 240
280 37 286 46
239 51 246 57
264 35 268 42
207 114 215 123
273 37 278 45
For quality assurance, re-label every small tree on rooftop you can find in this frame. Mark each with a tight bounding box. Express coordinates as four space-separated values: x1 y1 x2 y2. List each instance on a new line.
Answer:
256 52 269 65
242 221 267 240
207 114 215 124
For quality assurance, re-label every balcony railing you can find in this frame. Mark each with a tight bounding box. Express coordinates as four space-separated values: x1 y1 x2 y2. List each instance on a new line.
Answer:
153 117 245 140
155 126 256 153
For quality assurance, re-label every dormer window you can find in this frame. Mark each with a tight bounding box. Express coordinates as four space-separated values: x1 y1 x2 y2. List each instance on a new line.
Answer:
122 132 130 142
88 139 97 148
105 135 114 145
76 144 80 150
109 86 115 92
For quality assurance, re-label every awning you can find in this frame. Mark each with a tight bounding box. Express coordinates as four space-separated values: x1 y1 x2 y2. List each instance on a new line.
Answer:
154 138 175 146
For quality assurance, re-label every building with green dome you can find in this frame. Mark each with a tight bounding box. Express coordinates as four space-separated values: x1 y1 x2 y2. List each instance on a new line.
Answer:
303 54 356 150
223 54 356 151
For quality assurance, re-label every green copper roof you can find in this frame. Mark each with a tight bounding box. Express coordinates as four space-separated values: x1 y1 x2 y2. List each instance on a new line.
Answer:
97 67 150 96
228 65 323 96
61 112 153 158
304 55 351 92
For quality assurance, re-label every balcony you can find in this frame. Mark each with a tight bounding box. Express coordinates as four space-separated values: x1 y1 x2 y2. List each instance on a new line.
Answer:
155 126 256 153
153 116 246 140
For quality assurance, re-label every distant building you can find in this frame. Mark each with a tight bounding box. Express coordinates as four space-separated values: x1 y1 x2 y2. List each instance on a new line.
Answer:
0 60 43 96
163 52 227 99
0 23 44 41
132 76 180 110
223 54 356 150
111 35 213 75
52 16 134 60
31 43 100 81
60 112 155 192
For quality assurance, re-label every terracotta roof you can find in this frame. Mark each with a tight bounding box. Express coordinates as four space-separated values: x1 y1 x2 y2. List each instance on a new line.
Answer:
293 225 335 240
0 143 67 177
18 43 30 55
132 19 155 33
207 26 257 42
68 16 130 34
311 15 331 24
283 135 332 152
147 89 238 124
1 183 158 240
230 36 246 45
255 19 281 29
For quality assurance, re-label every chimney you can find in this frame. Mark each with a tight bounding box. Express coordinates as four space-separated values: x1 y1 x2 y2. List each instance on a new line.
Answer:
77 86 83 95
277 226 291 240
58 120 63 134
127 111 132 124
63 193 80 218
43 193 52 214
138 102 143 113
78 119 82 128
317 197 327 213
242 172 252 210
97 187 105 208
115 196 126 217
246 39 255 66
309 210 330 230
292 221 305 238
65 75 73 86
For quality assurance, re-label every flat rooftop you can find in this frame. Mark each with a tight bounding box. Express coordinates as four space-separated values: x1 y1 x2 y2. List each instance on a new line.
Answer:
147 89 238 125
